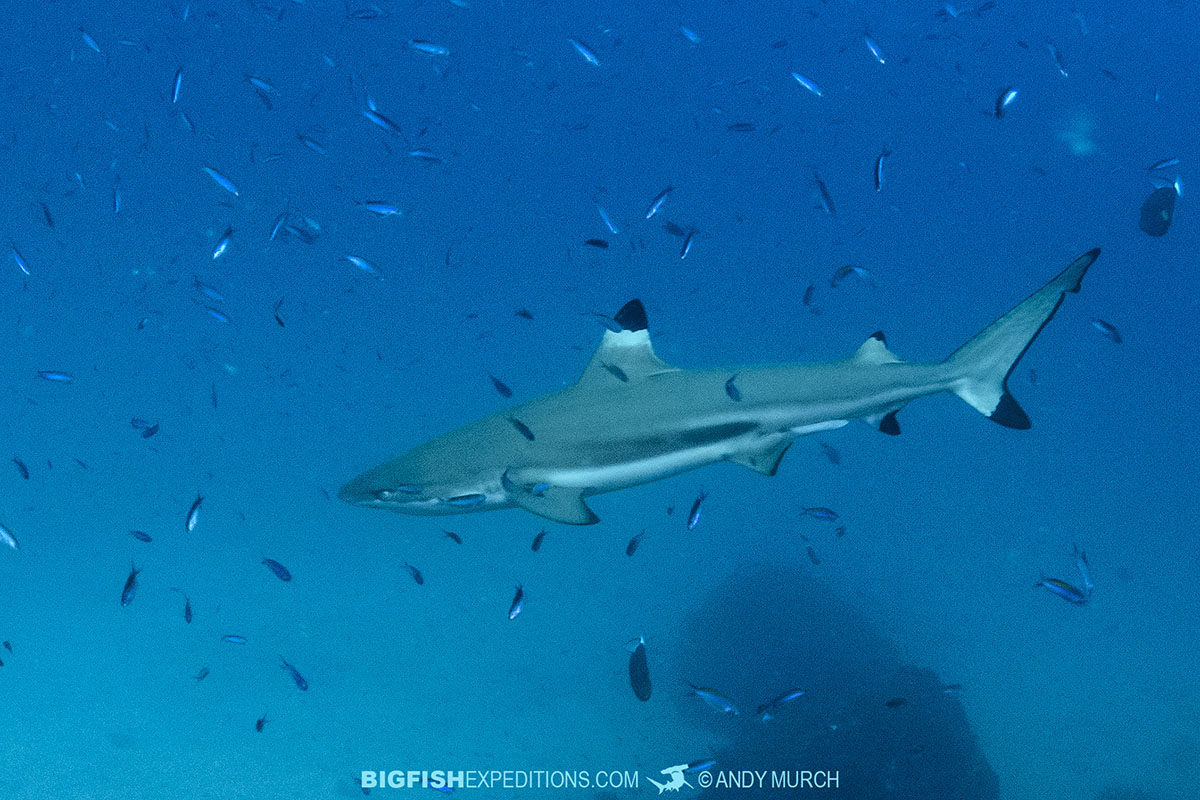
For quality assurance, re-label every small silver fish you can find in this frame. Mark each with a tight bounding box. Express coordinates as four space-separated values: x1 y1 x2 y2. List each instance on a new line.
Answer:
1073 543 1094 596
995 87 1018 118
680 229 696 259
0 522 18 550
357 201 402 217
11 245 30 276
508 583 525 619
1089 318 1122 343
186 494 203 533
864 35 885 65
687 490 707 530
172 68 183 103
1046 43 1068 77
408 40 450 56
874 147 891 192
687 682 740 715
597 205 620 234
202 166 239 196
568 38 601 66
645 186 673 219
361 109 403 136
791 72 823 97
211 227 233 260
345 255 383 279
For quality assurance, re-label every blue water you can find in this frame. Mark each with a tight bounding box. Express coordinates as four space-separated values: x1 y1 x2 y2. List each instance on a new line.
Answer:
0 1 1196 798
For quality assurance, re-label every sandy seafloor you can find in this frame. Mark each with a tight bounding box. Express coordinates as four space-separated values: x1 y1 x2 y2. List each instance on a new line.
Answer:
0 1 1197 799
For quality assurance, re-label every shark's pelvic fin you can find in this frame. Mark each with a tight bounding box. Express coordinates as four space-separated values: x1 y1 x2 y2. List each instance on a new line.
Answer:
946 248 1099 429
509 485 600 525
727 440 793 475
580 299 678 386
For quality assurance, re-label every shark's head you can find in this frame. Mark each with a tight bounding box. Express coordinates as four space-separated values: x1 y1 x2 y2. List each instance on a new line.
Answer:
337 444 511 516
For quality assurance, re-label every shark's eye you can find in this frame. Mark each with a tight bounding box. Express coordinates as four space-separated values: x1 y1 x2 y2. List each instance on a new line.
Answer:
375 489 395 501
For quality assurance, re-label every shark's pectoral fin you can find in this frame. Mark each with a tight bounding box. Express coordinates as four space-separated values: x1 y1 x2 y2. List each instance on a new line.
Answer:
509 485 600 525
728 440 793 476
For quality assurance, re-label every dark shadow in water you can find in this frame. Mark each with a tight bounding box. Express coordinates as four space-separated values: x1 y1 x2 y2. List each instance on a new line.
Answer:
668 563 999 799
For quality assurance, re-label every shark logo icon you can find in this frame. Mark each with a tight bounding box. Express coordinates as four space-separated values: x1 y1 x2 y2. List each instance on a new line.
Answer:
646 764 693 794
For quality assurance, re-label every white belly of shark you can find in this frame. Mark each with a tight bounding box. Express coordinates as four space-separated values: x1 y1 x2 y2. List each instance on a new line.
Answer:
339 249 1099 525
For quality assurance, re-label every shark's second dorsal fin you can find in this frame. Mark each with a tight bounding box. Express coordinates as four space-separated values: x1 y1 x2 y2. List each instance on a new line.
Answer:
579 299 677 385
852 331 902 365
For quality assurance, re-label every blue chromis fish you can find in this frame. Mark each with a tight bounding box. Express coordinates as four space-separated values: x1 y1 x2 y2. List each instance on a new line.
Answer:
211 227 233 259
687 682 740 715
1035 575 1088 605
262 558 292 582
11 245 30 276
790 72 823 97
356 201 402 217
802 506 839 522
222 634 247 644
172 68 182 103
864 35 885 64
508 583 525 619
0 522 18 550
280 656 309 690
408 40 450 56
874 147 891 192
568 38 601 66
627 636 652 701
724 374 742 401
1073 543 1094 596
680 229 696 259
37 370 74 383
202 166 239 196
687 489 707 530
755 688 806 721
121 562 141 607
487 373 513 398
995 87 1018 118
362 108 403 136
644 185 673 219
345 255 383 280
186 494 203 533
1090 318 1122 343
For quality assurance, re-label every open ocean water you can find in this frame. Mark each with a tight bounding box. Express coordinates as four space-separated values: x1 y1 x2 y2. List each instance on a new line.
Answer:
0 1 1196 798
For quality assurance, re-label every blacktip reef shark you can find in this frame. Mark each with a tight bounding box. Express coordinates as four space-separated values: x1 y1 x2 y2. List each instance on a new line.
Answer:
340 249 1099 525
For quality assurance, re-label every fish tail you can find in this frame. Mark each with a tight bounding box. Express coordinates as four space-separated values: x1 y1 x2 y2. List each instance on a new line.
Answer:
944 249 1098 428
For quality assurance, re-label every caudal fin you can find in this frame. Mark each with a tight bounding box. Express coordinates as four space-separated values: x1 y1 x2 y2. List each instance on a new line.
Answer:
945 249 1099 429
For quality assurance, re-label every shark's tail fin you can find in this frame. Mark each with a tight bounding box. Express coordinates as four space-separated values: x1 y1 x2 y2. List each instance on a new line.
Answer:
945 249 1099 429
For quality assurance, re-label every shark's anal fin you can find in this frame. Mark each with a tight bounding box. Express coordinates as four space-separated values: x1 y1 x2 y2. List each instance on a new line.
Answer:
509 485 600 525
727 441 793 475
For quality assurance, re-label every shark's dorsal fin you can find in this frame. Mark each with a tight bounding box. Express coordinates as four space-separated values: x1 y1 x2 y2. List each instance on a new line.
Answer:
579 299 677 385
852 331 902 365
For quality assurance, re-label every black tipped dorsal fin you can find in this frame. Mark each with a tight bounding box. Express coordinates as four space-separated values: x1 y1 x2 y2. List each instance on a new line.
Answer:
613 299 648 332
579 299 676 385
852 332 902 365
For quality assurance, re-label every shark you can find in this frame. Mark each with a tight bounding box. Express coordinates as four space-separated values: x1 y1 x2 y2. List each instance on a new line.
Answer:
339 249 1099 525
